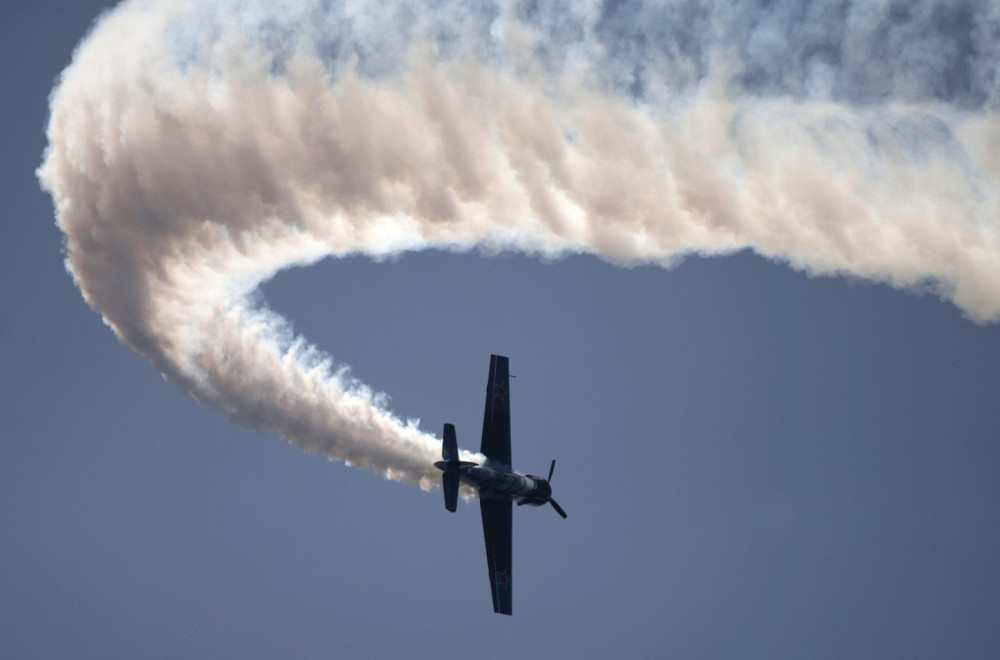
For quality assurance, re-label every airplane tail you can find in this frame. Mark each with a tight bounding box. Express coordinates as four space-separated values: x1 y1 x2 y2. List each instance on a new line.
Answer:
441 424 459 511
435 423 472 513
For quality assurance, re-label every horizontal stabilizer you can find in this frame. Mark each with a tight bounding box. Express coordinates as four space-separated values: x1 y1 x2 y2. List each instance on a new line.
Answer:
442 467 459 512
442 423 458 462
441 424 460 512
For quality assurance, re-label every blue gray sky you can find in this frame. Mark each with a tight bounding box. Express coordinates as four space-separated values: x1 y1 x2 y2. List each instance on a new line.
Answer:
4 1 1000 658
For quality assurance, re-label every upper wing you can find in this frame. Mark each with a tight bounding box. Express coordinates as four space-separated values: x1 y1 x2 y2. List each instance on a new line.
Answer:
480 498 513 615
480 354 511 467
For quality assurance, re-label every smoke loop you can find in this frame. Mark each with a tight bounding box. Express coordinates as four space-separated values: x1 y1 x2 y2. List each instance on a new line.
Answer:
40 0 1000 485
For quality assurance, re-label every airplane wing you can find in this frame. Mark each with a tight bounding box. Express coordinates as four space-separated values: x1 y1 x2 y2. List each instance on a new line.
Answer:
480 498 513 615
480 355 513 614
480 354 511 467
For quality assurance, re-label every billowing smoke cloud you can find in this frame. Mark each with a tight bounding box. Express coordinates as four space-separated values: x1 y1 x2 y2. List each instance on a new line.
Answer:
40 0 1000 486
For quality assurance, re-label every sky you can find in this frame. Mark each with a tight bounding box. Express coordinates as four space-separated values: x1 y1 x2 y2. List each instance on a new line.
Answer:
4 1 1000 658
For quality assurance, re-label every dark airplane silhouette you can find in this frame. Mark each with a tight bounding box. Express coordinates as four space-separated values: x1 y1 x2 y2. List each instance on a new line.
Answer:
434 354 566 615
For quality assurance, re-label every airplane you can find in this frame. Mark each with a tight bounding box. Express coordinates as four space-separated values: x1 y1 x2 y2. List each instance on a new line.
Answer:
434 354 566 615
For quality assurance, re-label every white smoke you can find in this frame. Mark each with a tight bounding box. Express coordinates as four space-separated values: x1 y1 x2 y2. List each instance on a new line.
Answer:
40 0 1000 486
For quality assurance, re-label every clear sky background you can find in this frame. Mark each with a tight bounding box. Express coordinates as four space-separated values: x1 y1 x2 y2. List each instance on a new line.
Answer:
4 1 1000 658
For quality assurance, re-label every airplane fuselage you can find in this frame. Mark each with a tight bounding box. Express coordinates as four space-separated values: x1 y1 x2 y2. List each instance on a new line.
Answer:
451 462 552 506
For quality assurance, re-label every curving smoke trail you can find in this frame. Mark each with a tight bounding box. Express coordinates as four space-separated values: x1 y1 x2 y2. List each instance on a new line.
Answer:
40 0 1000 487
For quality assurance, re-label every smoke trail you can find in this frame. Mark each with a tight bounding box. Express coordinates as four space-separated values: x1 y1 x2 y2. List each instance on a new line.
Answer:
40 0 1000 486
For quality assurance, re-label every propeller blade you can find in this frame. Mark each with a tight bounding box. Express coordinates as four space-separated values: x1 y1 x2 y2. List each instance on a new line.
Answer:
549 498 567 519
548 459 556 482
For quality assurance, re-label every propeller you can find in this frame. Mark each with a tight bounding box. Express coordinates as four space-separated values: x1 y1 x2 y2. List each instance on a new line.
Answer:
546 460 567 518
516 460 568 517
